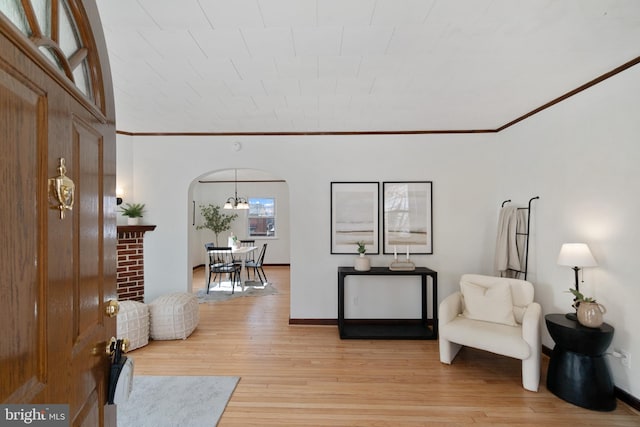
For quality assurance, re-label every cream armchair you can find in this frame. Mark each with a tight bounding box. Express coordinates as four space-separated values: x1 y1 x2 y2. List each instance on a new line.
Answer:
438 274 541 392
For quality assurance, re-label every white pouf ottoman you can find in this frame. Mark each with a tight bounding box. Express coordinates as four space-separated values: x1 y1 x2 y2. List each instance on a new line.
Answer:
148 293 199 340
116 300 149 351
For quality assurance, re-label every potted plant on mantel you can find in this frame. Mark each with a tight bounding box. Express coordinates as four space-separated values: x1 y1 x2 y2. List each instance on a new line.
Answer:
196 204 238 246
354 241 371 271
568 288 606 328
120 203 145 225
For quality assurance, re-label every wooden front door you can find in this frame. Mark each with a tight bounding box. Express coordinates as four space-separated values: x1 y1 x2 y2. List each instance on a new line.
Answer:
1 1 116 425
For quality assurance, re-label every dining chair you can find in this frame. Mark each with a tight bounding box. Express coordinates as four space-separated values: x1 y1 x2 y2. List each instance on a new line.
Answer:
235 239 256 264
240 239 256 251
245 243 268 284
204 245 241 294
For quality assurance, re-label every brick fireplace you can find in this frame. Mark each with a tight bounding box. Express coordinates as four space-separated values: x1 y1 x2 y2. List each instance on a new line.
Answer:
116 225 156 301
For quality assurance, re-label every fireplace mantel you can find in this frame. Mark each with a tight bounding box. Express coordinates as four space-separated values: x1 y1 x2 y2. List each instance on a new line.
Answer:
117 225 157 234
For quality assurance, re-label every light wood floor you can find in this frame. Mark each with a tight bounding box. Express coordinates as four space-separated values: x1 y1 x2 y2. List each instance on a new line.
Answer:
129 266 639 426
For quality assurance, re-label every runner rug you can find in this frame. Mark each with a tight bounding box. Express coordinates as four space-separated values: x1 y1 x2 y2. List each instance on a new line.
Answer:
117 375 239 427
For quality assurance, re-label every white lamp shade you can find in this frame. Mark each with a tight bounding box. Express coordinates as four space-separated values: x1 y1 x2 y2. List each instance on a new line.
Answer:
557 243 597 267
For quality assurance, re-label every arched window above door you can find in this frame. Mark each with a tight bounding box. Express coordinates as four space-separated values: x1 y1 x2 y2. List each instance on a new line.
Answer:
1 0 99 105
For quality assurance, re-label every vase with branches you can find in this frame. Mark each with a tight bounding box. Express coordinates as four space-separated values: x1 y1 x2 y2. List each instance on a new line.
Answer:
196 204 238 246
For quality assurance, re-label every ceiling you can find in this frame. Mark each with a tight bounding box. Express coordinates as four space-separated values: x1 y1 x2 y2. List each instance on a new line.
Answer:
96 0 640 134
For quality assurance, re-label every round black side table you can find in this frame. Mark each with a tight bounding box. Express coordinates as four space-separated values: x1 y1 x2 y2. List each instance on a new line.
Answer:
545 313 616 411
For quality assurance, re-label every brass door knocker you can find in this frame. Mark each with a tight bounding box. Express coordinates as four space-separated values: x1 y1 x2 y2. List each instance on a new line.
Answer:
49 158 75 219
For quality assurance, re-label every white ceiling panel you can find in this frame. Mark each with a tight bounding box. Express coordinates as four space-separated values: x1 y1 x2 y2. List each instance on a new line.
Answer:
292 27 343 56
139 29 207 60
335 78 376 96
102 29 159 60
197 0 264 28
251 95 288 111
358 55 414 78
242 28 296 57
318 56 361 79
300 79 337 96
386 25 441 56
274 107 306 120
231 57 279 80
224 80 267 97
97 0 158 30
259 0 317 27
262 79 301 97
96 0 640 133
188 58 241 81
371 0 436 25
285 96 319 111
318 95 352 116
340 27 395 56
143 58 201 82
275 57 318 79
317 0 376 26
136 0 212 29
189 29 251 59
216 97 256 115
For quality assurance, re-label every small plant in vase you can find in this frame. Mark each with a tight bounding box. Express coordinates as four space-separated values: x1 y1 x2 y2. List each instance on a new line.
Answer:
567 288 595 305
357 241 366 255
120 203 145 225
354 241 370 271
567 288 606 328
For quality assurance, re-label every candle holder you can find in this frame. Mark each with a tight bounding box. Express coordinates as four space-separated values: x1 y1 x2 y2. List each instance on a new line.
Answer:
390 245 415 270
389 259 415 271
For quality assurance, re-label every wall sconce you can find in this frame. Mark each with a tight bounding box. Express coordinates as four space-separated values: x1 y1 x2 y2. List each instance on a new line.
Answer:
116 187 124 205
557 243 598 319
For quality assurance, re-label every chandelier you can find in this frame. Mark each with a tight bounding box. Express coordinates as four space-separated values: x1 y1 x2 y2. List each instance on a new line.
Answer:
223 169 249 210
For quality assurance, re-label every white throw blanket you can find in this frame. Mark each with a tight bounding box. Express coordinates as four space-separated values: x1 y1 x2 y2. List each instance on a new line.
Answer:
494 206 526 277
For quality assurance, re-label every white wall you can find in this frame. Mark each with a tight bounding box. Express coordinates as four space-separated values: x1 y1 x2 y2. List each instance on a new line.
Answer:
116 64 639 398
495 64 640 397
120 133 502 308
115 133 134 225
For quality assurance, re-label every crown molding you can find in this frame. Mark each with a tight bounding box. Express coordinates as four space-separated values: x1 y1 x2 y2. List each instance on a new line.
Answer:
116 55 640 138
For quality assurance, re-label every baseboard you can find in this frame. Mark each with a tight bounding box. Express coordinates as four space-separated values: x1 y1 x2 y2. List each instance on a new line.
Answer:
289 318 336 326
288 318 434 327
542 345 639 411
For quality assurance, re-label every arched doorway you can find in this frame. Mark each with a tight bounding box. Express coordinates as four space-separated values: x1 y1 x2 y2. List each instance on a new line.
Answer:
186 168 290 293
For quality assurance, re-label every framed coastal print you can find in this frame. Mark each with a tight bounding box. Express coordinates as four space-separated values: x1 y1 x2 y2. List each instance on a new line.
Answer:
383 181 433 255
331 182 379 254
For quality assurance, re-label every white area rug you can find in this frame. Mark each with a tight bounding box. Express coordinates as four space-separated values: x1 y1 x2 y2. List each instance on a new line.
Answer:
196 281 277 303
117 376 239 427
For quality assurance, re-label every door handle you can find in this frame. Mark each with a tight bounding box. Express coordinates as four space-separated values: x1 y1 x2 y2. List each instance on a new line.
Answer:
105 300 120 318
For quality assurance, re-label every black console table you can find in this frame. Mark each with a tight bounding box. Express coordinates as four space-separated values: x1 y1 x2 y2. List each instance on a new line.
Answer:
545 313 616 411
337 266 438 340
